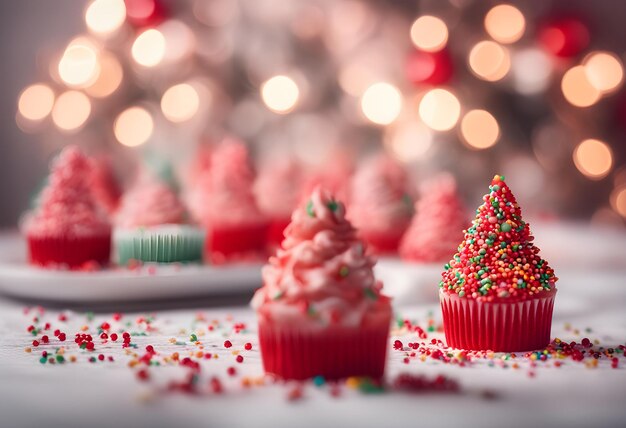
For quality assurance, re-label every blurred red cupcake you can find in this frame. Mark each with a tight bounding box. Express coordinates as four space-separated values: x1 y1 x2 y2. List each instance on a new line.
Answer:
400 173 466 263
348 154 413 254
252 187 392 380
189 139 268 264
255 157 304 248
90 155 122 216
23 146 111 269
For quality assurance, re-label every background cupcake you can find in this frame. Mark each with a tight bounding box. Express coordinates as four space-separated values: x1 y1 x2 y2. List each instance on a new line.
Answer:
400 173 467 263
254 157 304 248
23 146 111 269
439 175 558 351
348 154 413 254
193 139 269 264
114 172 203 265
252 187 392 380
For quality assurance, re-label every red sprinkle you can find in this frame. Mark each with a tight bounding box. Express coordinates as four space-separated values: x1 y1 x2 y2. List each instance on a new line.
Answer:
224 340 232 349
236 355 244 363
244 343 252 351
98 354 105 361
110 333 118 341
227 367 237 376
41 335 49 344
393 340 403 350
32 340 40 347
137 369 150 381
58 333 66 342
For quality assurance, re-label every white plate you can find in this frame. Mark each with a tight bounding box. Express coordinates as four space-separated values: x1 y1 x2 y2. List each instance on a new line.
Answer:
0 232 262 302
375 257 443 304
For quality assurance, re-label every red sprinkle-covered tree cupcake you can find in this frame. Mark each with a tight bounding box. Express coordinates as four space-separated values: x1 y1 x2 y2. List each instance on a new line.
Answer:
192 139 269 264
252 187 392 380
439 175 558 351
348 154 413 254
399 173 466 263
23 146 112 268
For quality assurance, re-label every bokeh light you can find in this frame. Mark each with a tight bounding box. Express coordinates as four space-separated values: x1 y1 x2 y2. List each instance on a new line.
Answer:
132 29 166 67
460 109 500 149
85 51 123 98
58 43 100 87
583 51 624 95
261 75 300 114
418 88 460 131
409 16 448 52
51 91 91 131
484 4 526 44
573 139 613 179
561 65 601 107
610 186 626 218
360 82 402 125
114 107 154 147
385 121 433 162
468 41 511 81
18 84 55 121
161 83 200 122
511 48 552 95
85 0 126 36
160 20 196 63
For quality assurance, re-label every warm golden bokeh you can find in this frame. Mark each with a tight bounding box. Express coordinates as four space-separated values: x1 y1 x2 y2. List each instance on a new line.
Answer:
51 91 91 131
85 51 123 98
468 41 511 81
583 51 624 95
261 75 300 114
18 84 55 121
484 4 525 44
410 16 448 52
561 66 601 107
418 88 460 131
58 43 100 87
85 0 126 36
460 109 499 149
114 107 154 147
132 29 166 67
360 82 402 125
161 83 200 122
573 139 613 179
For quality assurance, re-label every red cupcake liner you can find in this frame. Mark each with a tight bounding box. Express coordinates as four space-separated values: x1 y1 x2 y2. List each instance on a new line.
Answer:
206 222 269 263
359 229 404 254
267 218 290 247
258 320 390 380
27 234 111 269
440 290 556 352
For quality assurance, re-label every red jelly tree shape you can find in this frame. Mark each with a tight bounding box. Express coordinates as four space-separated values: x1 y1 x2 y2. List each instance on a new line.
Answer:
439 175 557 301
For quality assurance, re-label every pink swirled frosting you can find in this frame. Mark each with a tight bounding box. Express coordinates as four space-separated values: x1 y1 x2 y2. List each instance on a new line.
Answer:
399 173 467 262
251 187 391 328
25 146 110 237
255 158 303 219
189 140 264 227
348 155 413 234
115 175 186 228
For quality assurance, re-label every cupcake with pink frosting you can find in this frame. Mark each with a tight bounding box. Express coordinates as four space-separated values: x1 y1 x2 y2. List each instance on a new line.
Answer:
348 154 413 254
23 146 112 268
192 139 269 264
114 173 203 265
399 173 467 263
252 187 392 380
254 157 304 248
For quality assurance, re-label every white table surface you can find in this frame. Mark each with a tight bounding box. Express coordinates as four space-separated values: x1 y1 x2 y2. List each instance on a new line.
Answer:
0 222 625 428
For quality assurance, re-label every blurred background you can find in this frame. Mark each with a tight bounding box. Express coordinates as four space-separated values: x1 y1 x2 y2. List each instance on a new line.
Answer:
3 0 626 228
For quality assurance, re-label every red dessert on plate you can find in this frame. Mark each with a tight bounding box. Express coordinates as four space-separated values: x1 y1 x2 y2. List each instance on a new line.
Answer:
252 187 392 380
399 173 466 263
439 175 558 351
348 155 413 254
23 146 111 268
255 157 304 248
193 139 268 264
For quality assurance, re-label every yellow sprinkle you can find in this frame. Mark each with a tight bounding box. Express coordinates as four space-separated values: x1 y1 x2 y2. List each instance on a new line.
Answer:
24 347 32 353
80 325 88 331
232 350 239 355
195 351 203 358
346 377 360 389
169 338 177 344
213 354 219 359
242 378 252 387
69 355 77 363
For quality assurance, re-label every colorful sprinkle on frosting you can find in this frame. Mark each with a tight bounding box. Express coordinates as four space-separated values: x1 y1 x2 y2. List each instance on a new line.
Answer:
439 175 557 302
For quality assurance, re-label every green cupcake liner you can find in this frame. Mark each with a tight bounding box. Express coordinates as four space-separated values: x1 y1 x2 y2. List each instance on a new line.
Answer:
114 225 205 265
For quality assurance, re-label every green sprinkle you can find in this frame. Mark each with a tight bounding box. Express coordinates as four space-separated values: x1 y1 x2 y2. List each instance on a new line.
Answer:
364 288 378 300
306 200 315 217
56 355 65 363
500 223 512 232
458 290 465 297
313 376 325 387
190 334 198 342
339 266 350 277
327 200 339 212
273 291 284 300
39 357 47 364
